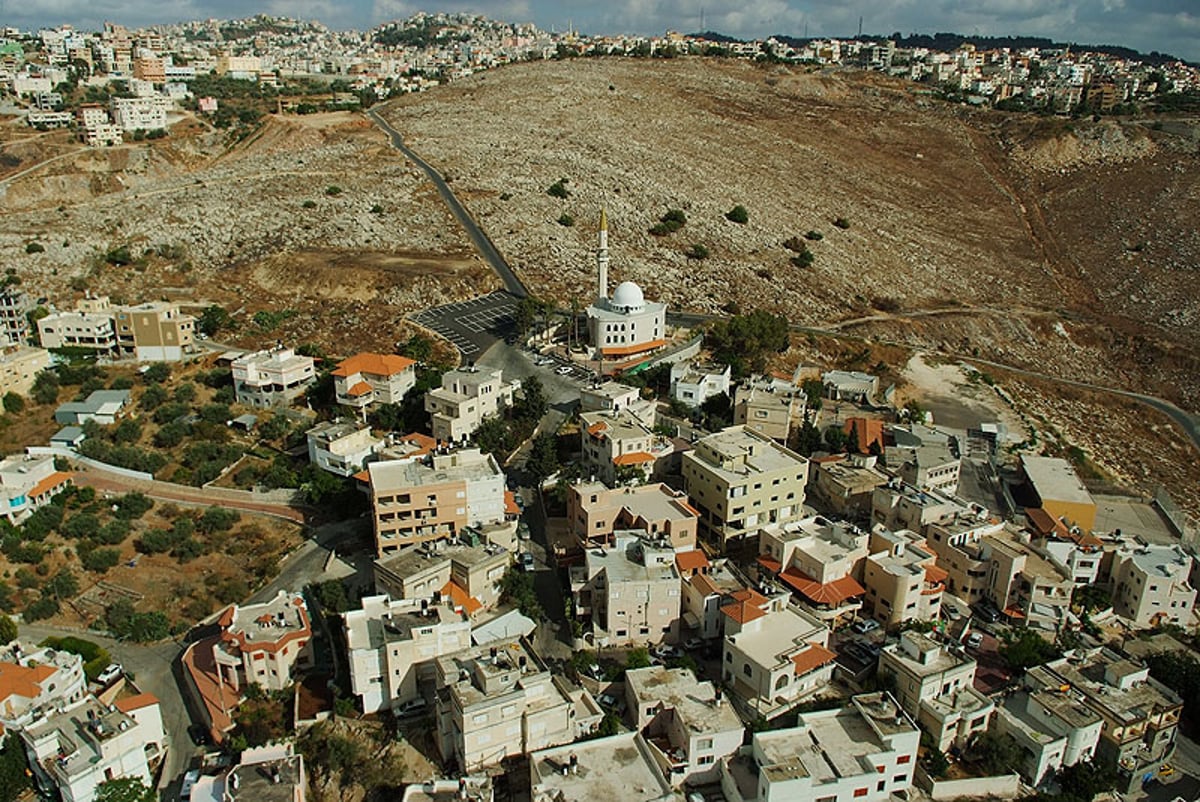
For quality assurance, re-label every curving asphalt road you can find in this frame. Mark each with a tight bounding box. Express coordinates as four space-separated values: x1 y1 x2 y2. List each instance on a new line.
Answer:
366 107 527 298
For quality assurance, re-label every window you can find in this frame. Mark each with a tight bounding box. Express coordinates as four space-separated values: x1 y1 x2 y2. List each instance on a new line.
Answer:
698 738 713 750
698 755 715 765
853 789 868 798
897 754 911 765
894 774 907 783
877 781 886 792
742 664 752 678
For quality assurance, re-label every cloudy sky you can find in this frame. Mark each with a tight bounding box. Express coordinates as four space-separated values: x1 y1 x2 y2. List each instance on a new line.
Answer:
4 0 1198 62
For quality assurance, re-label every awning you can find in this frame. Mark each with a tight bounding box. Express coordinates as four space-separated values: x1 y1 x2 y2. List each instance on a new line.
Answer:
779 569 865 606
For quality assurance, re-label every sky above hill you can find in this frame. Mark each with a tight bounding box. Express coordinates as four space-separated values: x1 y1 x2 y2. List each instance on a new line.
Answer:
7 0 1199 63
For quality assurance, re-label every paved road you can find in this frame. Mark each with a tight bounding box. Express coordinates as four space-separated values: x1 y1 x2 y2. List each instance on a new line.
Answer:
366 107 527 298
17 622 196 793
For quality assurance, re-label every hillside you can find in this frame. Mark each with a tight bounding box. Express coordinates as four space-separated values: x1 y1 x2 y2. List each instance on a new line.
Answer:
380 58 1200 411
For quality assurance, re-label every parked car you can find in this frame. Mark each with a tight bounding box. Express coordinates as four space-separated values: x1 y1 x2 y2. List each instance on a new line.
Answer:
186 724 212 747
397 697 428 717
180 769 200 800
585 663 604 681
518 552 535 570
682 637 704 651
966 632 985 649
598 692 619 709
971 602 1003 624
652 644 682 660
851 619 880 635
96 663 123 685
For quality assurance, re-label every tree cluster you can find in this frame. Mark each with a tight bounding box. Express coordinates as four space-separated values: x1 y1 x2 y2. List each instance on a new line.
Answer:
704 310 790 377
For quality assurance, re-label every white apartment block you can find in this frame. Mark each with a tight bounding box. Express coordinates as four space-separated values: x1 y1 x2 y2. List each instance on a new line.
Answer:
720 591 834 716
625 666 743 787
996 688 1102 785
109 96 169 131
877 631 992 753
1110 543 1196 628
579 381 651 419
36 311 117 352
822 370 878 403
20 695 165 802
720 693 919 802
212 591 312 694
231 347 316 408
580 407 672 485
862 526 944 627
682 426 810 547
572 532 681 647
333 352 417 414
306 420 383 477
0 345 50 397
732 374 806 443
425 366 515 443
372 542 510 613
82 124 123 147
670 361 731 409
0 641 87 731
0 454 72 525
432 639 578 771
344 595 472 714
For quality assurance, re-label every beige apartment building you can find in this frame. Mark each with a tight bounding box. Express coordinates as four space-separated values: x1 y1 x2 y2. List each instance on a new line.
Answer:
567 480 698 551
756 516 868 625
372 542 510 613
863 527 945 627
679 555 746 642
344 595 472 714
212 591 312 694
231 347 316 408
1109 543 1196 628
0 288 33 346
113 302 196 361
333 352 417 414
807 453 890 522
731 374 806 442
0 345 50 397
426 366 515 443
368 449 507 556
682 426 809 548
36 309 116 353
580 407 673 485
433 639 578 771
572 532 681 646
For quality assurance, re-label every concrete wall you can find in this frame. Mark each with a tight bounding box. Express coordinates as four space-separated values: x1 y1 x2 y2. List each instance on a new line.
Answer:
915 765 1021 800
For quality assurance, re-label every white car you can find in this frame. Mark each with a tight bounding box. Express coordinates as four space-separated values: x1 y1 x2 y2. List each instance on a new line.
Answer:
97 663 123 685
180 769 199 800
397 697 427 717
555 366 572 376
653 644 682 660
966 632 984 649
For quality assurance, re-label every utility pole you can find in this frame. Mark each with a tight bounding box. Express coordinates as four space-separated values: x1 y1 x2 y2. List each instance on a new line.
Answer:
858 16 863 39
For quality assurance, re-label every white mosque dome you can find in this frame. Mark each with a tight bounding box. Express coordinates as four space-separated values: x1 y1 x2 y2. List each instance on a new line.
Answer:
610 281 645 310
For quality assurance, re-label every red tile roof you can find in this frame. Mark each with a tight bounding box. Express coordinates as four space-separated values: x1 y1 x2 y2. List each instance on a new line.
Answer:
28 471 72 500
779 570 865 606
441 580 483 616
114 692 160 713
720 588 769 624
332 352 416 378
675 550 710 573
791 643 837 676
756 554 783 574
587 422 608 437
600 338 668 358
345 381 372 397
0 662 56 706
504 491 521 517
843 417 885 455
925 564 949 584
612 451 655 466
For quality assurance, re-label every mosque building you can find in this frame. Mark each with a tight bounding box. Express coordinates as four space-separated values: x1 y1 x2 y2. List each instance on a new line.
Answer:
585 210 668 365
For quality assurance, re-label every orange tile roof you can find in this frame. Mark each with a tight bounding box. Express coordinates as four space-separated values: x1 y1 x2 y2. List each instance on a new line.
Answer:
756 554 783 574
504 490 521 517
587 422 608 437
353 469 371 483
925 564 949 584
440 580 483 616
600 338 668 358
779 570 866 606
345 381 372 397
843 417 885 455
720 599 767 625
675 550 710 573
332 352 416 378
612 451 655 466
114 692 159 713
28 471 72 499
0 662 56 706
791 643 837 676
691 573 721 597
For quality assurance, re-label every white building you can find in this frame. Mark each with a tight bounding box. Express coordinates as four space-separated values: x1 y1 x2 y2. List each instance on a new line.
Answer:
670 361 731 409
344 595 472 714
822 370 878 403
231 347 316 408
425 366 515 443
212 591 313 694
0 641 87 731
529 732 674 802
995 688 1102 785
306 420 383 477
333 352 417 415
36 310 117 352
1109 543 1196 629
109 96 169 131
720 693 919 802
0 454 72 525
21 695 165 802
572 532 681 647
586 211 667 365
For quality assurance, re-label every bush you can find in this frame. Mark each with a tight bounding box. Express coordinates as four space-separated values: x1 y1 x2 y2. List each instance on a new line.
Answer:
25 242 44 254
557 213 575 227
685 243 709 260
113 492 153 520
142 363 170 384
2 393 24 414
804 230 824 241
546 178 570 199
649 208 687 236
302 199 317 209
369 203 384 214
198 506 240 534
82 547 121 573
104 245 133 266
23 597 60 621
95 520 131 545
324 185 343 196
833 216 851 229
725 205 749 224
791 250 815 268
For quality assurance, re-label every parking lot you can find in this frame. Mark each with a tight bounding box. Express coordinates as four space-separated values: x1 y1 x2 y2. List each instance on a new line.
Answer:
410 291 519 359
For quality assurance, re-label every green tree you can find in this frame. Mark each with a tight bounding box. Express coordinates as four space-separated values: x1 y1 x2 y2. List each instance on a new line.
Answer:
705 310 790 377
0 732 31 802
526 434 560 486
142 363 170 384
699 391 733 430
198 304 231 337
473 417 512 457
313 579 349 613
625 647 651 670
966 730 1023 776
499 568 542 619
516 376 547 422
998 629 1061 671
2 393 24 414
0 614 16 645
31 370 60 405
725 204 749 224
96 777 155 802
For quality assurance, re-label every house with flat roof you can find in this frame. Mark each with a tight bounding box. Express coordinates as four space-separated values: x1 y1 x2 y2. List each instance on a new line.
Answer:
344 595 472 714
1108 543 1195 629
20 694 165 802
0 345 49 397
755 516 868 626
367 448 507 556
1018 455 1097 533
0 641 87 731
624 665 743 787
1026 648 1182 791
808 453 890 521
54 389 130 425
731 374 805 443
0 454 72 525
0 288 34 346
212 591 312 695
862 526 944 627
372 541 509 613
572 533 681 647
112 301 195 361
995 687 1102 785
682 426 809 548
425 366 515 443
529 731 674 802
402 776 492 802
188 742 307 802
36 309 117 354
822 370 878 403
579 381 654 423
306 420 384 477
231 347 316 408
670 361 731 409
567 481 698 552
720 591 834 716
877 631 991 753
579 407 674 486
719 692 919 802
333 352 417 415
